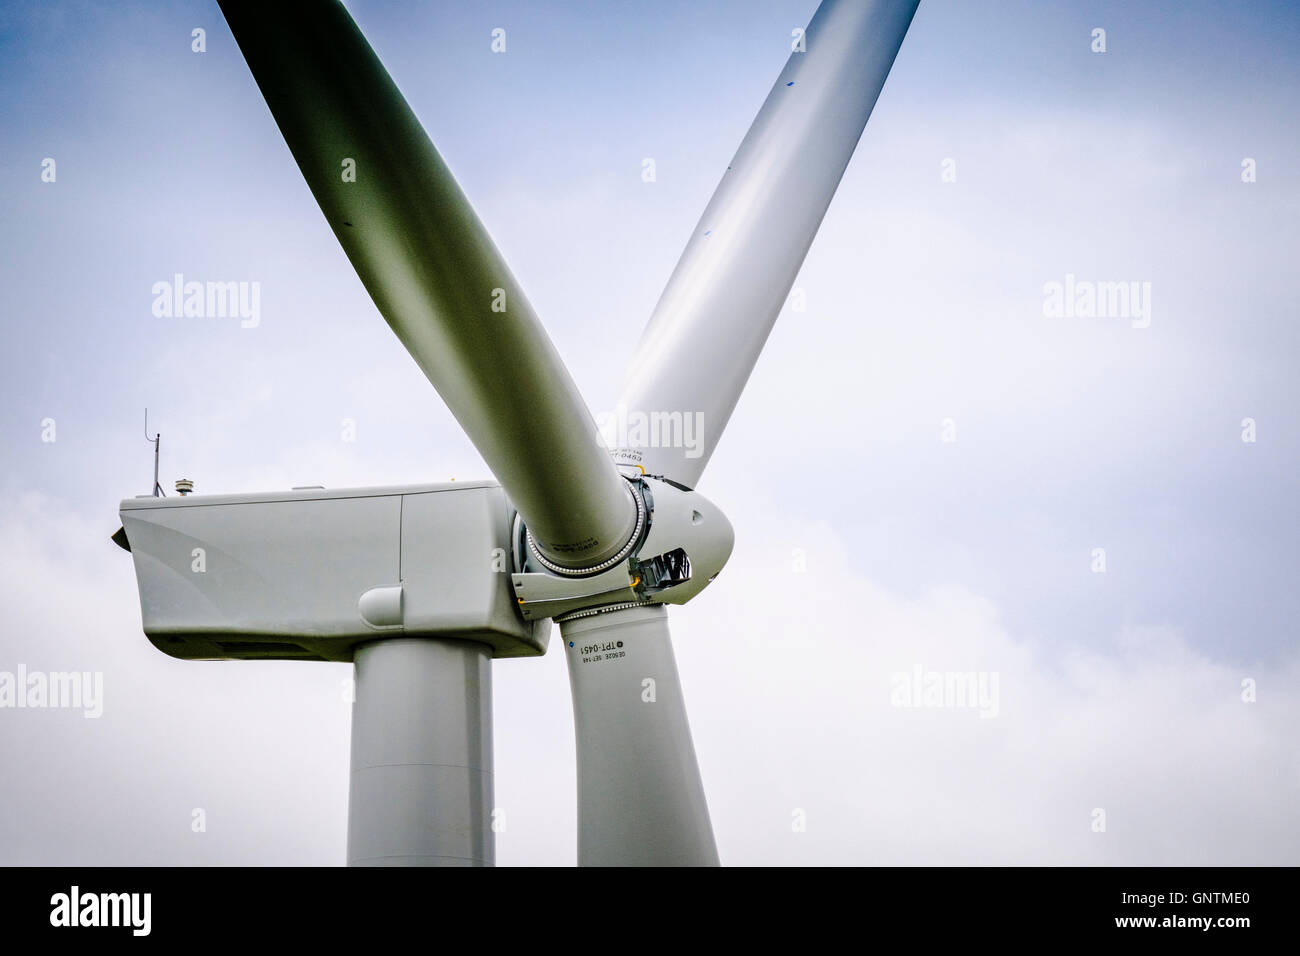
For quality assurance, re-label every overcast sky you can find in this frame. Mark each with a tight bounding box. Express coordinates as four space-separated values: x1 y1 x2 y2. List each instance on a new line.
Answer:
2 0 1298 865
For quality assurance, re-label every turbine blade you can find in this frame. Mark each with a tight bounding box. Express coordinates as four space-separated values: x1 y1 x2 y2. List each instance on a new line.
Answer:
560 605 718 866
217 0 635 568
613 0 920 487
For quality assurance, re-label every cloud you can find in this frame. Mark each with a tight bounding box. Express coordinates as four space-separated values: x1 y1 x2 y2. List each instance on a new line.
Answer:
674 502 1300 865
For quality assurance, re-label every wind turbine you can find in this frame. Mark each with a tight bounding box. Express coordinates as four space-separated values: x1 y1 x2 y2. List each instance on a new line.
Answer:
114 0 919 866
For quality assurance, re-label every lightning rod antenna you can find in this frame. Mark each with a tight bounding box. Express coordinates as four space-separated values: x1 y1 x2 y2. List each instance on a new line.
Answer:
144 409 165 497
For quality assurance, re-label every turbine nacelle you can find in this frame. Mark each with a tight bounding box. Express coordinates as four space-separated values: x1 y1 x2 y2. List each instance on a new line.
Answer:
118 482 549 663
117 475 733 662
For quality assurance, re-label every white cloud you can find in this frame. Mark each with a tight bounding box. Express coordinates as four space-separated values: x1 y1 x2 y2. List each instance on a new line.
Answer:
672 504 1300 865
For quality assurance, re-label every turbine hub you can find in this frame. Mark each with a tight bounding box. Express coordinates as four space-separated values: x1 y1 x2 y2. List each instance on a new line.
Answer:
510 475 734 622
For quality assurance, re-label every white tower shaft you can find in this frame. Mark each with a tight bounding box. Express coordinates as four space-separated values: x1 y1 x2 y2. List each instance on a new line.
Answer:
347 638 494 866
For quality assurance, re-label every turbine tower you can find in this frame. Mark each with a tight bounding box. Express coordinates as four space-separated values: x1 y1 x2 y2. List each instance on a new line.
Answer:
114 0 919 865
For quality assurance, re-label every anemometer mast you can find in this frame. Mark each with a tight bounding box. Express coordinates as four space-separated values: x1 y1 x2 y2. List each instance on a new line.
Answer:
144 409 164 498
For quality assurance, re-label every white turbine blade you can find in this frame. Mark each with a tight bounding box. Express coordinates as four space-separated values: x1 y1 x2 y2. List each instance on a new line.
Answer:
614 0 920 487
218 0 636 569
560 605 717 866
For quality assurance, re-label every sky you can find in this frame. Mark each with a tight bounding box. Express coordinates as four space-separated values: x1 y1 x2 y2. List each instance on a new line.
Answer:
1 0 1298 865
